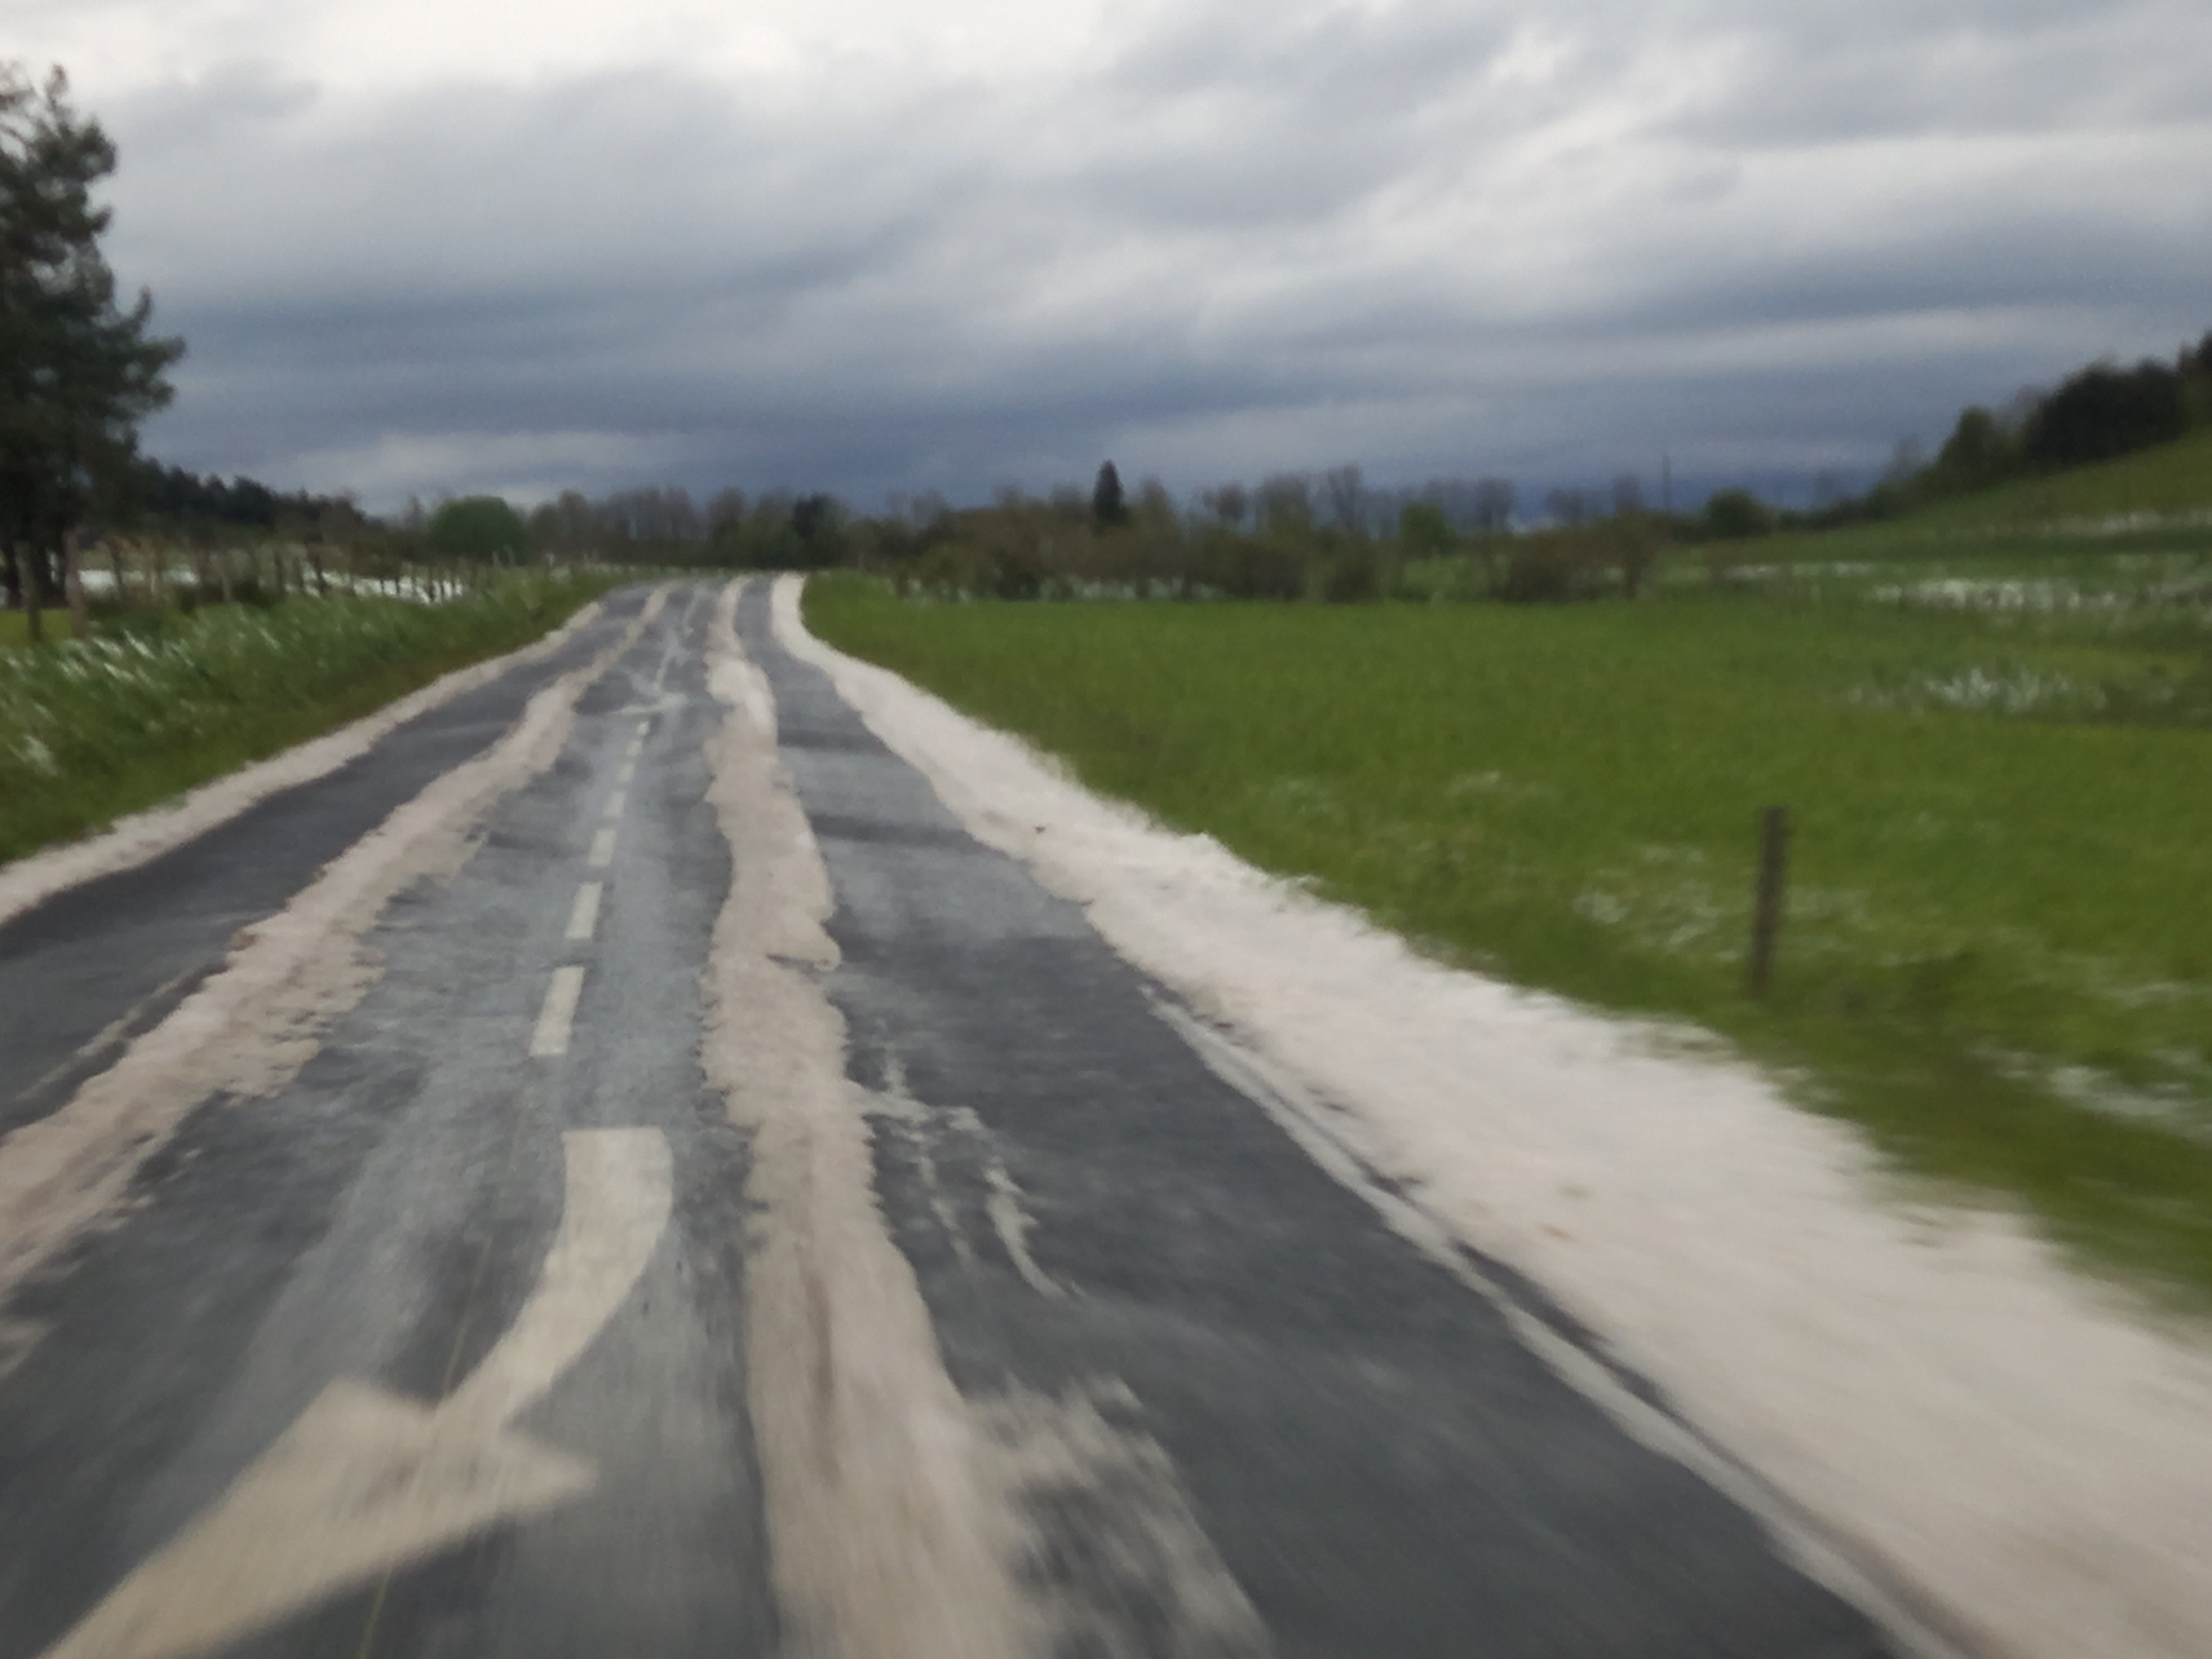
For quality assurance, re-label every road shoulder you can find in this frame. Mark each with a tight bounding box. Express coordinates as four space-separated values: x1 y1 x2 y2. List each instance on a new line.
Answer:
778 572 2212 1659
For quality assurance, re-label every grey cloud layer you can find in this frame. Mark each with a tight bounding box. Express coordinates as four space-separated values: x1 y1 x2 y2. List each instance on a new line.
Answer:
93 0 2212 506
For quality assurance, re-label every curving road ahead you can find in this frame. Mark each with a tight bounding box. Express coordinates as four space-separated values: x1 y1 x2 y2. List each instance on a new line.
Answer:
0 578 1919 1659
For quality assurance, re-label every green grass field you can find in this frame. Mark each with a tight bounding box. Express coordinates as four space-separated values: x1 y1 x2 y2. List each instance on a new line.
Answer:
0 575 614 865
808 560 2212 1305
1716 427 2212 575
1916 425 2212 526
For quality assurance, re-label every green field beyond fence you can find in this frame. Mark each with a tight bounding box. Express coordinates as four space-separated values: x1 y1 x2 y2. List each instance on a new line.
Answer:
0 573 615 865
808 567 2212 1305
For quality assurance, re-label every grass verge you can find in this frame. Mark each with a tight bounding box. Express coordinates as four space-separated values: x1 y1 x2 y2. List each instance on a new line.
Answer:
807 571 2212 1305
1 573 618 865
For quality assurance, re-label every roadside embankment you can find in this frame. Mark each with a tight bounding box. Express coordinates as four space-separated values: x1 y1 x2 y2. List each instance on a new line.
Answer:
0 575 616 869
802 573 2212 1306
0 589 661 1317
787 572 2212 1659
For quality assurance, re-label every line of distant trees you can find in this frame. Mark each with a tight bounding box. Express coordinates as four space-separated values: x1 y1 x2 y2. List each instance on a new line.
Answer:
512 486 852 569
13 45 2199 624
759 320 2212 598
1531 327 2212 549
1784 330 2212 531
353 465 1645 604
1903 332 2212 505
672 318 2212 601
140 318 2208 618
64 321 2209 622
817 463 1672 604
132 461 368 545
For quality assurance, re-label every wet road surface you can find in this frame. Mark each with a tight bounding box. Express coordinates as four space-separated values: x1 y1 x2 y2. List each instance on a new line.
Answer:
0 578 1909 1658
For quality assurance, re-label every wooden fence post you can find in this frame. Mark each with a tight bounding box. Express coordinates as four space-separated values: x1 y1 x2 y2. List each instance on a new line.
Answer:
64 531 91 639
1746 805 1790 997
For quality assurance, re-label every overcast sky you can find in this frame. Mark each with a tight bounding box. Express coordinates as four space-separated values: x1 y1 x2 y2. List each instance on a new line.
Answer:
7 0 2209 512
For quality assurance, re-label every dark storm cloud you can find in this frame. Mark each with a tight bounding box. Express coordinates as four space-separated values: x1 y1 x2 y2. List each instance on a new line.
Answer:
61 0 2212 508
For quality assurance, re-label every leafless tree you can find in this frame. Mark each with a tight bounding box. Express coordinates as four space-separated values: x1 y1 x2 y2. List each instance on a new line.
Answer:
1201 482 1249 528
706 487 748 537
1545 486 1593 528
1472 477 1516 535
1322 463 1365 534
1256 473 1314 536
1133 476 1178 534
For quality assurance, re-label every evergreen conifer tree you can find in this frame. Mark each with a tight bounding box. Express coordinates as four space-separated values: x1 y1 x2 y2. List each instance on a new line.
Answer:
0 64 184 634
1091 460 1128 529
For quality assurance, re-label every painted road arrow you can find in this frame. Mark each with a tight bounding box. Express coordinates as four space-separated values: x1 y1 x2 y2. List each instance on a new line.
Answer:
41 1128 673 1659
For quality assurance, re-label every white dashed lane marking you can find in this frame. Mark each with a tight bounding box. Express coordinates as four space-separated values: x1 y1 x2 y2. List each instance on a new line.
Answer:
588 828 617 869
603 791 627 822
565 883 603 943
530 966 587 1058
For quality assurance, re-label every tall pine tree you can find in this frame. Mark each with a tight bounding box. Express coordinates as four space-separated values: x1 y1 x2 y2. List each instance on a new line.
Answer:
0 65 183 637
1091 460 1128 529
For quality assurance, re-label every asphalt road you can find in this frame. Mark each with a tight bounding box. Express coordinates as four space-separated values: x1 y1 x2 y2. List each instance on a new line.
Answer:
0 578 1907 1658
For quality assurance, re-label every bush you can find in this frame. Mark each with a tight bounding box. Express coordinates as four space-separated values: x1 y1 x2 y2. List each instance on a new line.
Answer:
1319 541 1384 603
1202 534 1307 601
1700 488 1773 540
1495 534 1597 602
427 495 529 562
